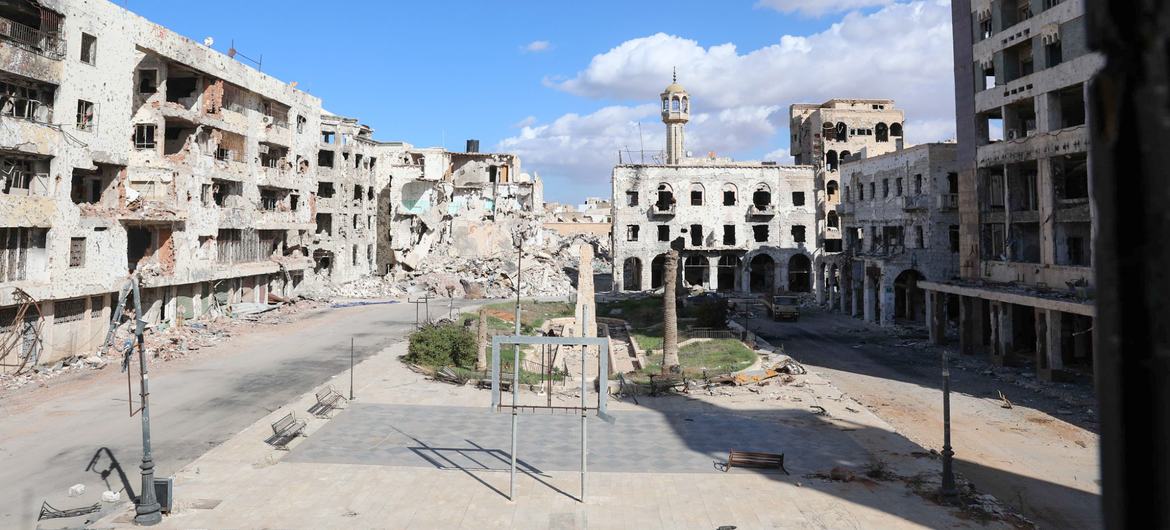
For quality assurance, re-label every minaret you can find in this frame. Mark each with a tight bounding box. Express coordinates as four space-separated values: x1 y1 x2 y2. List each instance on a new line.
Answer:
661 68 690 165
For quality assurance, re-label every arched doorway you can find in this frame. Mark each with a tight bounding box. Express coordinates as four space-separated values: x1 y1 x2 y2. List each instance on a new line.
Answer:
622 257 642 291
749 254 775 293
717 254 738 292
829 263 840 300
875 122 889 142
651 254 666 289
683 255 709 287
788 254 811 292
894 269 926 321
826 150 839 172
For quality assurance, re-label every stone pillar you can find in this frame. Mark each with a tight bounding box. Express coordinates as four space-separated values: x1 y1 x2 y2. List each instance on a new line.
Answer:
1039 308 1065 380
959 296 979 355
707 255 720 291
990 301 1014 366
927 290 946 345
775 260 786 295
641 255 653 293
863 272 876 323
851 272 863 318
476 309 488 371
1037 156 1057 266
814 259 826 304
879 274 896 328
574 244 597 339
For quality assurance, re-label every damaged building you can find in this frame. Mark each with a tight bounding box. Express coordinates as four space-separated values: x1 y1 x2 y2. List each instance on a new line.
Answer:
836 143 960 327
0 0 402 368
377 142 543 275
789 99 906 303
612 78 817 295
922 0 1101 380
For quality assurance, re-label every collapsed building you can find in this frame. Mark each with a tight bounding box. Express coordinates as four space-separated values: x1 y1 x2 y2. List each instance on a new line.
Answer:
0 0 535 369
611 78 818 295
836 143 960 326
925 0 1100 380
789 99 906 302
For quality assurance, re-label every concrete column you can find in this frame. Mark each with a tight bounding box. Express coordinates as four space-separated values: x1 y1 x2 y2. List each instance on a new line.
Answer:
927 290 947 345
879 274 895 328
1043 308 1066 380
612 256 624 292
851 273 862 318
641 256 653 293
814 259 826 304
1037 156 1057 265
990 301 1014 366
959 296 979 355
707 255 719 291
775 260 786 294
863 272 875 323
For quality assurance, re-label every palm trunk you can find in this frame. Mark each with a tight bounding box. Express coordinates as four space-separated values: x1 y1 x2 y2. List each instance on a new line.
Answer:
662 250 680 374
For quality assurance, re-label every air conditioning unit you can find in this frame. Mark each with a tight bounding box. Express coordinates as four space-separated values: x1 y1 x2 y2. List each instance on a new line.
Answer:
261 115 274 125
1007 130 1018 140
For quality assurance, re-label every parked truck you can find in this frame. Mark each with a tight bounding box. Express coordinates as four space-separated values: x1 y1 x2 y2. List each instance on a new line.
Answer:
765 294 800 321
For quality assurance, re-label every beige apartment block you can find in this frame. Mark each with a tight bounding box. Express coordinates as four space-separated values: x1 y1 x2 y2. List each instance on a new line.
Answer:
837 143 960 327
612 79 817 296
933 0 1099 381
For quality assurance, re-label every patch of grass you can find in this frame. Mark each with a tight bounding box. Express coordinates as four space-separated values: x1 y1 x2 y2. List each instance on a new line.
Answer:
632 332 663 351
635 339 757 380
599 296 663 328
471 300 575 334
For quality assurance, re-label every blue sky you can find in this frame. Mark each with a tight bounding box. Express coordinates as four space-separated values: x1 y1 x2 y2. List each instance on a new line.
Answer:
122 0 955 203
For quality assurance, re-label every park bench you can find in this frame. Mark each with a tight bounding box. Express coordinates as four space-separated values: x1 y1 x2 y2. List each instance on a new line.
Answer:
475 371 514 391
648 373 688 396
309 386 346 417
266 412 306 449
724 450 789 475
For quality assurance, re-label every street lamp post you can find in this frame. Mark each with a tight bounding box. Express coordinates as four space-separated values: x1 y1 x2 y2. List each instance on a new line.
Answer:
131 279 162 525
940 349 958 501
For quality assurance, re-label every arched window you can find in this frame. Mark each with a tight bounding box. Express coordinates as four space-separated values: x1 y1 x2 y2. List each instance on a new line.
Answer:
656 183 675 209
622 257 643 291
840 151 851 163
689 183 705 206
651 254 667 289
826 150 839 172
752 183 772 206
835 122 847 142
721 183 738 206
682 96 689 113
875 123 889 142
827 211 839 229
827 180 839 199
671 97 681 111
788 254 812 292
890 122 903 137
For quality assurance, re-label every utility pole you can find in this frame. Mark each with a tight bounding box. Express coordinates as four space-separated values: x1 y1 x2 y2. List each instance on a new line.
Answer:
940 349 957 500
130 279 161 525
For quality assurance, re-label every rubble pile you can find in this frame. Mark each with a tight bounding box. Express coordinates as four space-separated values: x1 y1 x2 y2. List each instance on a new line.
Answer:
332 230 612 300
1 299 324 392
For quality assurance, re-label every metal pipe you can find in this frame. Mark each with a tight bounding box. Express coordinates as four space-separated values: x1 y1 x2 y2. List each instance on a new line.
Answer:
131 279 161 525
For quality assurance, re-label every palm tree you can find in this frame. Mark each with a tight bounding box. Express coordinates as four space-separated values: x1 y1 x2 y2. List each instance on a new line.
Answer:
662 250 680 374
476 309 488 372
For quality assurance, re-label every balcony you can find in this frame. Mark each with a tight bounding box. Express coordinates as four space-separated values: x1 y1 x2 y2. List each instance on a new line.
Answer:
650 202 676 216
937 193 958 210
0 16 64 60
900 195 929 211
747 203 775 217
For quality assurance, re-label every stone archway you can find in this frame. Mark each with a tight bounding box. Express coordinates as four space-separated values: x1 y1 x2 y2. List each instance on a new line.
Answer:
717 254 738 292
622 257 642 291
683 255 709 287
788 254 811 292
651 254 667 289
749 254 775 294
894 269 926 321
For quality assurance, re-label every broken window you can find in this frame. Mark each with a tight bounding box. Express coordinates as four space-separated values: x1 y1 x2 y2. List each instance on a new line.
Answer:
290 194 299 211
722 225 735 245
69 237 85 267
55 299 86 324
791 191 805 206
753 225 769 243
914 174 923 195
80 33 96 65
0 76 56 122
825 150 839 171
1045 39 1063 68
321 131 334 144
826 181 838 200
690 225 702 247
1053 153 1088 201
201 184 211 206
883 179 890 198
827 211 839 229
126 227 151 272
70 167 112 204
165 73 198 104
1065 236 1087 266
979 17 993 41
895 177 903 197
868 182 875 200
259 143 288 168
0 228 45 281
352 245 358 266
875 122 888 142
655 184 675 211
792 225 806 244
211 179 241 207
986 172 1006 208
835 122 847 142
163 119 196 155
657 225 669 241
260 188 279 211
915 226 924 248
626 225 639 242
1056 84 1086 129
722 183 737 206
318 150 335 168
75 99 94 131
890 123 903 137
690 183 704 206
133 124 156 149
317 182 335 198
316 213 333 236
353 185 363 202
858 184 865 201
950 225 960 252
296 115 306 134
216 229 262 265
352 214 358 229
753 185 772 207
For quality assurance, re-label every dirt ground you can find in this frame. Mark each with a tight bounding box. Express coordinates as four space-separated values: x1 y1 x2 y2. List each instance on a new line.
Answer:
743 307 1101 530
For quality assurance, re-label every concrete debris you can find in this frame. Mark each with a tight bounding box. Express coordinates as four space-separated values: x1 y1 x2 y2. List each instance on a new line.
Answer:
67 484 85 497
331 230 611 300
101 491 121 503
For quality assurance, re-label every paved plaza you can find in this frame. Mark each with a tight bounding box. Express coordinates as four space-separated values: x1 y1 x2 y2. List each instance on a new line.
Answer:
91 337 1012 529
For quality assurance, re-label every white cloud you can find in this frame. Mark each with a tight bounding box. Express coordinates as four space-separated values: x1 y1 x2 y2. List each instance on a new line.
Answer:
523 40 551 53
501 1 955 201
754 0 894 17
764 147 791 162
513 115 537 128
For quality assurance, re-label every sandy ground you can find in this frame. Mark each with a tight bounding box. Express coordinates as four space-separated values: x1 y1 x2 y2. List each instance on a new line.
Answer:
744 307 1101 529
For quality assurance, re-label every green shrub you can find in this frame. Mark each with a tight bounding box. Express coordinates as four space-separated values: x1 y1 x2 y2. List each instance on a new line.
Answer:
406 322 477 368
692 298 729 328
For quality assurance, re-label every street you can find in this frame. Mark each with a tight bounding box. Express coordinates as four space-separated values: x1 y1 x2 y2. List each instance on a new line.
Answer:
745 308 1101 530
0 299 469 529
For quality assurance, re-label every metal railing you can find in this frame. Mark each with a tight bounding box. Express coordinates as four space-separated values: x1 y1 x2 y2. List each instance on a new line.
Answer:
0 16 64 59
937 193 958 210
0 95 52 123
748 203 775 216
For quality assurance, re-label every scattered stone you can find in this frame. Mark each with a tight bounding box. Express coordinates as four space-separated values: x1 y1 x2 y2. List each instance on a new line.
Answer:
101 490 121 503
68 484 85 497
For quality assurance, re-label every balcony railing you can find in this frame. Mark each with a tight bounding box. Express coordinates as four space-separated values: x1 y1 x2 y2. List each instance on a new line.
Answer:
900 195 929 210
748 203 775 217
0 16 64 59
650 202 675 216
